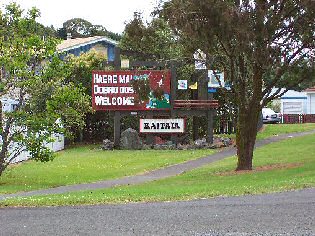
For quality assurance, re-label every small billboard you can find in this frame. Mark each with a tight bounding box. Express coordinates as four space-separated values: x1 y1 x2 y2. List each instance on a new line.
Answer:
208 70 225 88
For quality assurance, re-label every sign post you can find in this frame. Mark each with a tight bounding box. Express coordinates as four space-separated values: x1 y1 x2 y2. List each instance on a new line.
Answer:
114 48 121 148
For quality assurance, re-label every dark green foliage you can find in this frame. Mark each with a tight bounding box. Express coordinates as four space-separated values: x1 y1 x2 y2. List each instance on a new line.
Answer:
57 18 121 41
119 13 182 61
63 50 110 96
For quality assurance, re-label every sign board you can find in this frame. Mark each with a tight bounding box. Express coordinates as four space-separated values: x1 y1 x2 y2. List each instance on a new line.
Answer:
121 59 130 69
92 70 171 111
208 88 217 93
193 49 206 61
195 61 207 70
208 70 225 88
194 49 207 70
178 80 188 90
139 118 185 133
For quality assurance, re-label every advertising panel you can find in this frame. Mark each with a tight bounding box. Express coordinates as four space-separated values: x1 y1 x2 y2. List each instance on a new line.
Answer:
92 70 171 111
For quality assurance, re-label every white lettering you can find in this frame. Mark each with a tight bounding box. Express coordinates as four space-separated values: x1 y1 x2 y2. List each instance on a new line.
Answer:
119 75 132 83
93 74 118 84
95 96 110 106
119 87 134 94
94 85 119 94
94 96 135 106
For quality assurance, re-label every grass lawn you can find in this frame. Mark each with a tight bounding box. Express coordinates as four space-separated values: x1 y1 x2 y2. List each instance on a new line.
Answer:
0 148 216 194
1 132 315 207
257 123 315 140
218 123 315 140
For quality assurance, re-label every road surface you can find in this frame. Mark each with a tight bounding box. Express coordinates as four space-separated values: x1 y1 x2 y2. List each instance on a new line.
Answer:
1 188 314 235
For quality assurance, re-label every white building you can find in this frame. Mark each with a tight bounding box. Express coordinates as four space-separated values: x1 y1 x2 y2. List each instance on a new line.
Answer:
280 90 308 114
1 97 64 164
305 87 315 114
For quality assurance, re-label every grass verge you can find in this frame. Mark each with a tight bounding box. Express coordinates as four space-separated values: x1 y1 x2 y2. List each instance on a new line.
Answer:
1 133 314 207
0 148 216 194
218 123 315 140
257 123 315 140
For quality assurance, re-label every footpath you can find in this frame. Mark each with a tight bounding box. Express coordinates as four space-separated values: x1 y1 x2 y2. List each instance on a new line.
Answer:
1 130 315 201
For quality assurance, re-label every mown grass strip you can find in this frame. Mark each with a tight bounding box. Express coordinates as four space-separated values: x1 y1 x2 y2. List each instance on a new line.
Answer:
0 148 216 194
2 133 314 207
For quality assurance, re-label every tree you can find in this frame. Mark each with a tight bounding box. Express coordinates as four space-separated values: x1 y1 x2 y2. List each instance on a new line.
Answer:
64 50 110 93
0 3 91 176
62 18 94 38
57 18 121 41
62 50 114 142
120 13 182 60
161 0 315 170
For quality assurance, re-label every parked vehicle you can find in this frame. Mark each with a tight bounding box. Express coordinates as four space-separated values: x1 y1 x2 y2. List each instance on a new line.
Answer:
262 108 281 124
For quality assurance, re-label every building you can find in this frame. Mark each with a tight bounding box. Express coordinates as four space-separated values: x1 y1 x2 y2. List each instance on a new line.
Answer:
272 87 315 115
280 90 308 114
57 35 118 61
1 97 64 164
305 87 315 114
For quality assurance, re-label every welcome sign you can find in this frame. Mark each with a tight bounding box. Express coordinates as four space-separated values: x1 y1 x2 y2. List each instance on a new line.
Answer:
139 118 185 133
92 70 171 111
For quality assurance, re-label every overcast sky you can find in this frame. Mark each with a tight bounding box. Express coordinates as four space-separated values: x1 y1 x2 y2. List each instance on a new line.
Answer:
1 0 160 34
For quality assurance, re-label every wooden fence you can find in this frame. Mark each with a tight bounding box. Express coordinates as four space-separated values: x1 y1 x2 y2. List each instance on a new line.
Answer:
281 114 315 124
214 118 236 134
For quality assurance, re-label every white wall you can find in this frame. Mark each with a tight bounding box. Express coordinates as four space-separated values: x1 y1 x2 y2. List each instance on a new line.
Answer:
280 90 307 114
307 93 315 114
5 133 65 164
1 97 65 164
281 99 307 114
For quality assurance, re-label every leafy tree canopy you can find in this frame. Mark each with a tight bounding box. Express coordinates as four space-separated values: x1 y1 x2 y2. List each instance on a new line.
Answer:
57 18 121 41
0 3 91 176
119 12 183 60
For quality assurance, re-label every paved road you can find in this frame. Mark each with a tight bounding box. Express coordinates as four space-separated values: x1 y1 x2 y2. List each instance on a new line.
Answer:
1 188 314 236
1 130 315 201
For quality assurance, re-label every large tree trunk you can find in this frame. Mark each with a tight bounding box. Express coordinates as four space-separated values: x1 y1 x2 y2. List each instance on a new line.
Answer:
235 99 261 171
0 161 5 177
0 100 4 177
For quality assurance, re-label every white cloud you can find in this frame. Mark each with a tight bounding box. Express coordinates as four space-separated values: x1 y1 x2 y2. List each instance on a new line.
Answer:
1 0 159 33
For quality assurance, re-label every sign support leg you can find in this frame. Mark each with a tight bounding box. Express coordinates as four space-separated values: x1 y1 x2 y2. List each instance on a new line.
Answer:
170 62 178 146
207 93 214 144
146 114 154 146
114 111 121 148
207 110 214 144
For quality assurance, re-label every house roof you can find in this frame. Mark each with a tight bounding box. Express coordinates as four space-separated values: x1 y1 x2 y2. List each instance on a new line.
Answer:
271 88 307 99
280 89 307 99
304 87 315 93
57 36 118 52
